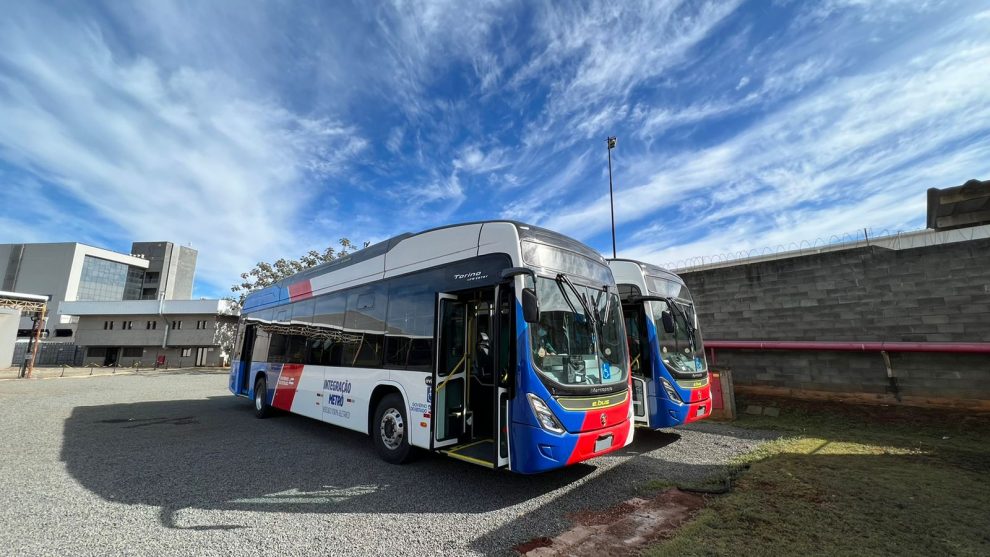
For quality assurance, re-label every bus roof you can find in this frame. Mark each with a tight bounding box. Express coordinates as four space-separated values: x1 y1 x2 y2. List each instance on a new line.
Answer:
608 258 685 285
243 220 604 312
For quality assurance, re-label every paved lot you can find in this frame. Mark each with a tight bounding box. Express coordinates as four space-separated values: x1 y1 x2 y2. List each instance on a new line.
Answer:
0 371 770 556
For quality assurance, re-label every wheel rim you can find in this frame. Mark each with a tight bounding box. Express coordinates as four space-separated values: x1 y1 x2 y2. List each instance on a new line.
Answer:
255 386 264 411
380 408 404 450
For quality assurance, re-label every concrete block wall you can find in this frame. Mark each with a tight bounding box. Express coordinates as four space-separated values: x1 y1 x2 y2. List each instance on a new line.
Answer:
680 238 990 403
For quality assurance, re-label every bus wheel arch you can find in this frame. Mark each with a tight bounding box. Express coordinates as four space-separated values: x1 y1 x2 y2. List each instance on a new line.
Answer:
368 384 405 435
253 372 272 419
370 386 414 464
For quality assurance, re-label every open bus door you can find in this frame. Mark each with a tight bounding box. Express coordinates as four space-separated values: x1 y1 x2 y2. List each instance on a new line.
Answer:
625 304 650 425
434 290 509 469
238 324 257 395
493 284 511 468
433 294 468 449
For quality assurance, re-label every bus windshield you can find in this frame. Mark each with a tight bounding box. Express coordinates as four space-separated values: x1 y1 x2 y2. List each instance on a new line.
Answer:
647 276 707 377
530 275 627 392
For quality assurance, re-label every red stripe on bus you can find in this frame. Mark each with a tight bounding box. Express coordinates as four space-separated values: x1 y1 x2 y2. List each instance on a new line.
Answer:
272 364 305 411
288 280 313 301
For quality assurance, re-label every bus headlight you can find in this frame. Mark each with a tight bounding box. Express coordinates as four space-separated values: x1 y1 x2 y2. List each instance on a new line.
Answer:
660 378 683 403
527 394 565 434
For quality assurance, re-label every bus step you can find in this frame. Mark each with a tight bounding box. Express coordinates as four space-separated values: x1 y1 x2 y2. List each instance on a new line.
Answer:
442 439 495 468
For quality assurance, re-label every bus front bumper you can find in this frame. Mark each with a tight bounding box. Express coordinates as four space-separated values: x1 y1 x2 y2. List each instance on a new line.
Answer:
509 418 632 474
650 395 711 428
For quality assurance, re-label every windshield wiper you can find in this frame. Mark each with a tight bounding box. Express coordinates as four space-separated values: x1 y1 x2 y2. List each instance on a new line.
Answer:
597 286 613 326
665 297 697 351
556 273 600 330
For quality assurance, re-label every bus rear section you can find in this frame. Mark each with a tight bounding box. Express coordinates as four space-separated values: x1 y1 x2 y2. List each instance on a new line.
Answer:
609 259 712 430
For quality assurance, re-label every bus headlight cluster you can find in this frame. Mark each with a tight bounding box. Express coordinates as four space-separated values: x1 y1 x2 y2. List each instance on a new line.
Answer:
528 394 565 434
660 378 683 403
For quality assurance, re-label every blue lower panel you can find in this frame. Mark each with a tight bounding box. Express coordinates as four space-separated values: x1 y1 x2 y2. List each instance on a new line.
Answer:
649 396 688 428
509 423 579 474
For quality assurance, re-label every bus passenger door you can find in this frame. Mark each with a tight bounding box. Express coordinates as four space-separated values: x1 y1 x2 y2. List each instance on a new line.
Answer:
625 305 650 425
493 285 512 468
433 294 467 448
238 324 257 395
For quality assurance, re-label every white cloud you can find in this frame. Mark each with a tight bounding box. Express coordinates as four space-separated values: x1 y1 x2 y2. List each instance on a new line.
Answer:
386 127 405 154
0 7 365 296
531 20 990 262
453 144 509 174
514 1 742 143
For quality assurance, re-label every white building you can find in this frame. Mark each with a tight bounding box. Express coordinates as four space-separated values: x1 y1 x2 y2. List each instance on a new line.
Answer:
58 299 239 368
0 241 197 338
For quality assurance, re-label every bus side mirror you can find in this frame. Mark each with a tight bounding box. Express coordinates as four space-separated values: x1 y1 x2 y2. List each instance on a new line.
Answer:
522 288 540 323
661 311 676 334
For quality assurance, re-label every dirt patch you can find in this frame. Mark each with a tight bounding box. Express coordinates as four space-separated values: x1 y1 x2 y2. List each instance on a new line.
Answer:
518 489 705 556
513 537 553 554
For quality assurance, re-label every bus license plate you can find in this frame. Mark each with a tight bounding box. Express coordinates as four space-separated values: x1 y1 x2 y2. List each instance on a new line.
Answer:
697 405 706 416
595 434 613 453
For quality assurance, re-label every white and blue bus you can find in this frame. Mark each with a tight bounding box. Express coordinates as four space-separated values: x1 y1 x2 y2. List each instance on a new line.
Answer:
608 259 711 429
230 221 633 473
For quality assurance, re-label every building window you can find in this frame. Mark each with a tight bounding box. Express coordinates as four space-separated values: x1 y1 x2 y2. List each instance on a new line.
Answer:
122 347 143 358
195 320 209 329
171 320 182 330
123 321 133 330
87 347 107 358
77 255 144 301
180 348 192 357
104 321 114 330
144 271 160 284
146 321 157 330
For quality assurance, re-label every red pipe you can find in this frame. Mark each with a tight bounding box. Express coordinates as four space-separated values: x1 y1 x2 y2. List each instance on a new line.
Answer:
704 340 990 354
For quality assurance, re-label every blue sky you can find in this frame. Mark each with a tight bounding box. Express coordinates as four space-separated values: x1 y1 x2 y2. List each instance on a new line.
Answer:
1 0 989 298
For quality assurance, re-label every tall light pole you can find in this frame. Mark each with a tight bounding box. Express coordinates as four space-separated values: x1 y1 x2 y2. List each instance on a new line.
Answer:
606 136 617 259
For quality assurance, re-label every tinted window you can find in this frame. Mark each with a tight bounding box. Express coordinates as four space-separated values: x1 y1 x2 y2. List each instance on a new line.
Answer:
252 327 272 362
245 307 274 324
312 292 346 328
268 332 289 363
385 277 435 371
291 299 315 322
342 283 387 367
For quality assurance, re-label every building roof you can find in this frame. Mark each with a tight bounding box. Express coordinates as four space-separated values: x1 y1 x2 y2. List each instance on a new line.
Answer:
0 290 49 302
58 299 239 317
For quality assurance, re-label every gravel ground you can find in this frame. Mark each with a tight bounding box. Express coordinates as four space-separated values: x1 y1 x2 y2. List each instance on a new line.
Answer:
0 372 771 556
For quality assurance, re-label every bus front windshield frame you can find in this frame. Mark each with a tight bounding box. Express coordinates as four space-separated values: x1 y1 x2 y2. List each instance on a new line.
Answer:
646 276 707 378
529 275 628 395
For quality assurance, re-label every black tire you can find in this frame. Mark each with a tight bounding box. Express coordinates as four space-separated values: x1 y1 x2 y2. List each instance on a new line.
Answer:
372 393 413 464
254 376 272 419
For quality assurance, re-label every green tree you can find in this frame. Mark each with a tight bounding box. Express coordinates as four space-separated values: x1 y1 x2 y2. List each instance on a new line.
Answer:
230 238 369 304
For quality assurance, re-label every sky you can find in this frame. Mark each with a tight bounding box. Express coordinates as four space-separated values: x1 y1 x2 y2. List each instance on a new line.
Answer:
1 0 989 298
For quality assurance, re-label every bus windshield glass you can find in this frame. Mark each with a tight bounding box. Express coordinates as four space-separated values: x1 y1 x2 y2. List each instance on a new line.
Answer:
530 276 627 392
646 275 707 377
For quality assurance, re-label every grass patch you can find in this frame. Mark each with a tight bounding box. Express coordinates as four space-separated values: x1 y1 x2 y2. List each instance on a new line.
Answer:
646 398 990 556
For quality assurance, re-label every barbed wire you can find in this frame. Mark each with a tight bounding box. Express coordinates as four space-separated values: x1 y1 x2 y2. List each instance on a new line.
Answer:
663 225 989 271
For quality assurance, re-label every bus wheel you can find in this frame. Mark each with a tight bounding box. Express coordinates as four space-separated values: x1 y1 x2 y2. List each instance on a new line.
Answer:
373 393 412 464
254 376 271 419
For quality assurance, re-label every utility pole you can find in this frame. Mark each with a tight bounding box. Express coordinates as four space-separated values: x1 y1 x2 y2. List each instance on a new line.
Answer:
606 136 617 259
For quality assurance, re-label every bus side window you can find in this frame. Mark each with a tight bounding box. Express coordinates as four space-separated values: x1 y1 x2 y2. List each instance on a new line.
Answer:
384 277 435 372
342 284 387 368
